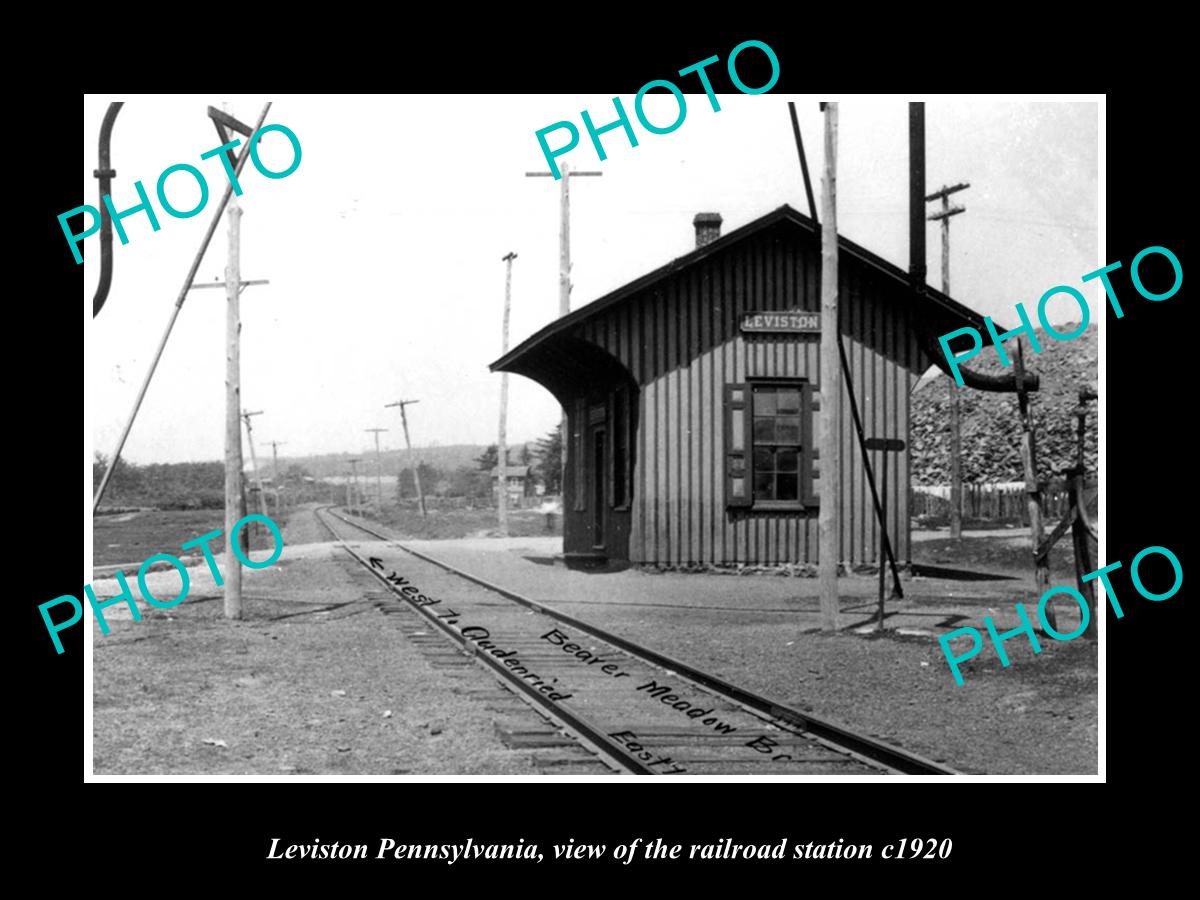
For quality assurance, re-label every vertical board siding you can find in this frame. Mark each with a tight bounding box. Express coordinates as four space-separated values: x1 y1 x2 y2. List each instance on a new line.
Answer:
567 222 917 566
654 290 667 562
689 270 702 564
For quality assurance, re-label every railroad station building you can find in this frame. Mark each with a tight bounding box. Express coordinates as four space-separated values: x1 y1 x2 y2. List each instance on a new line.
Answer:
491 205 988 567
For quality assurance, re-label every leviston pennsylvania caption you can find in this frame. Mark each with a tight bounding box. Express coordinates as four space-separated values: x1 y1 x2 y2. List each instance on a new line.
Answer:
267 836 951 864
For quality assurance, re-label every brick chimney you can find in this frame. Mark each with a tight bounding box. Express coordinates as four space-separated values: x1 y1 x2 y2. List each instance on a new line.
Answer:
693 212 723 248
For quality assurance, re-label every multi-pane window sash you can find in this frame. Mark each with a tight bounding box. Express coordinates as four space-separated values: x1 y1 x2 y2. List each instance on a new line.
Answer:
725 379 817 510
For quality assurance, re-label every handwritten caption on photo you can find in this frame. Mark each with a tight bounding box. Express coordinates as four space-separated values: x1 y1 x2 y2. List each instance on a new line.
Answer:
370 559 827 772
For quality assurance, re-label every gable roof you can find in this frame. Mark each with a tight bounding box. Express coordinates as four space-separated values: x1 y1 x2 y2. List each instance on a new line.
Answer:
491 203 987 373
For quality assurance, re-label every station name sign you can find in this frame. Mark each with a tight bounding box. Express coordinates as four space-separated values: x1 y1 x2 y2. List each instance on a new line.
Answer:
739 311 821 334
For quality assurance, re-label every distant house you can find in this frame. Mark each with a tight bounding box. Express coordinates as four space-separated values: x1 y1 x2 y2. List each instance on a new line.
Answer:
492 465 532 508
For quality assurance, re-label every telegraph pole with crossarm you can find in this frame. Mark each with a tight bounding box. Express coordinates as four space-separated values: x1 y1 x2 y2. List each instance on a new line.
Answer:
385 399 426 516
241 410 268 520
526 162 602 498
267 440 286 514
497 252 517 536
926 181 969 541
365 428 388 512
348 458 362 517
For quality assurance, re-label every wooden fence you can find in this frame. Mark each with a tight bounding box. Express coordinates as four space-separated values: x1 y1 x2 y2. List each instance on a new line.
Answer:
911 480 1098 527
396 496 486 511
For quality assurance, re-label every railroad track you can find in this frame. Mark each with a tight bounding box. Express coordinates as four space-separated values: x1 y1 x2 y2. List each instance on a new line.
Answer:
315 505 958 776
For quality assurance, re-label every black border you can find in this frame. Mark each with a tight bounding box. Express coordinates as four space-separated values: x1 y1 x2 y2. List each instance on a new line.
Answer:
25 23 1188 886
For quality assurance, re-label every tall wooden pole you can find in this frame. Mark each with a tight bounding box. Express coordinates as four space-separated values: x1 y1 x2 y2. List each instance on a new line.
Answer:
1073 391 1097 639
526 164 601 499
386 400 426 516
92 103 271 513
818 103 841 633
241 409 267 518
223 192 244 619
559 162 571 318
401 405 424 516
498 252 517 536
558 167 571 497
947 348 963 533
365 428 388 510
268 440 286 514
927 183 969 539
943 205 962 541
1014 342 1055 632
348 458 362 517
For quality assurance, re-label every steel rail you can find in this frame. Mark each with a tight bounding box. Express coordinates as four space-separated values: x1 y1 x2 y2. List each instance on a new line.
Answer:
319 506 959 776
314 506 651 775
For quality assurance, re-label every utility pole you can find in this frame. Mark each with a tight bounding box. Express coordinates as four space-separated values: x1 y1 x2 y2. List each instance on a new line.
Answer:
1014 342 1056 633
385 399 426 515
497 252 518 536
240 410 268 519
216 102 270 620
927 182 970 540
365 428 388 512
267 440 286 514
222 187 244 619
527 161 602 497
1069 390 1098 639
91 102 270 515
818 102 841 633
348 458 362 517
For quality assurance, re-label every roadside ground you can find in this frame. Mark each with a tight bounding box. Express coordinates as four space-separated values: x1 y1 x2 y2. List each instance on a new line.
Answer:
386 521 1097 775
92 507 568 776
91 504 1097 775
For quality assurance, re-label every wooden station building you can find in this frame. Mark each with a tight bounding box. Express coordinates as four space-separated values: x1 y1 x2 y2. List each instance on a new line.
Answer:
491 205 988 567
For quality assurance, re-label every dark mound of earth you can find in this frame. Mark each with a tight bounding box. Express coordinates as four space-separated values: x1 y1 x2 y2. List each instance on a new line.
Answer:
912 325 1097 485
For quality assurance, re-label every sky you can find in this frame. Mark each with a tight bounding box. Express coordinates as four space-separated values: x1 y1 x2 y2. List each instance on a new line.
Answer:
83 94 1098 465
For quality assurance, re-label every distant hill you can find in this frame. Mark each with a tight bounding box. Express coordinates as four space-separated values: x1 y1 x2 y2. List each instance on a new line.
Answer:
911 324 1097 485
95 441 543 510
282 443 533 478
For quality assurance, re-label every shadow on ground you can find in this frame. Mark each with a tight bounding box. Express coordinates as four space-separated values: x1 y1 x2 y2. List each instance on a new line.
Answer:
910 563 1019 582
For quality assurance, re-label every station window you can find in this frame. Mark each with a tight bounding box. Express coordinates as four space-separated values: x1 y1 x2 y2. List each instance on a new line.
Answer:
724 379 816 510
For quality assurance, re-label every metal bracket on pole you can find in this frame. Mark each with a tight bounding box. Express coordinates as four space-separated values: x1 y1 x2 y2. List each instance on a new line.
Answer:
207 105 256 171
190 279 270 296
92 102 272 514
92 101 124 317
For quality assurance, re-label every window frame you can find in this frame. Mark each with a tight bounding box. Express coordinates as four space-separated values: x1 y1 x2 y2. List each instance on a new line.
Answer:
608 384 634 512
725 377 817 512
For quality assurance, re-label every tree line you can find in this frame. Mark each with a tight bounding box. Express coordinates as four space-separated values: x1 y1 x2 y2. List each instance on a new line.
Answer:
395 430 562 502
94 427 565 511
